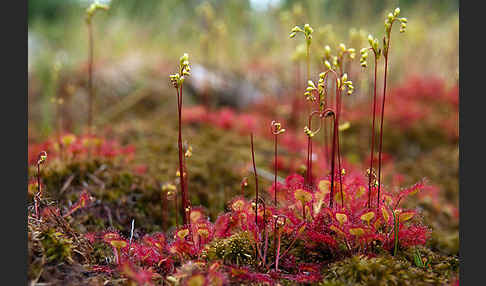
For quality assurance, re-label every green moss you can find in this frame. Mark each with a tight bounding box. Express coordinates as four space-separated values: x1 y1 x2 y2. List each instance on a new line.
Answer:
204 231 255 265
40 228 74 264
319 253 458 286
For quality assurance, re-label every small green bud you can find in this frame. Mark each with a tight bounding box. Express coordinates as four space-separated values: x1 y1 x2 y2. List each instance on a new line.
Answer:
400 23 407 33
291 26 302 33
339 43 346 52
324 45 331 58
394 8 401 17
332 56 338 67
304 24 313 34
308 80 317 89
304 126 315 137
400 17 408 23
341 73 348 82
324 60 332 70
180 53 189 63
368 34 374 45
289 32 297 39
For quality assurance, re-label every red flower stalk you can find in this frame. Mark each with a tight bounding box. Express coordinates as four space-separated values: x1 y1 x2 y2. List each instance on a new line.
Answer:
271 120 285 259
317 68 348 208
368 51 379 208
34 151 47 219
304 111 322 187
274 215 287 271
250 132 262 260
377 8 407 208
320 109 339 209
250 133 259 230
86 18 94 134
84 3 109 134
170 54 192 225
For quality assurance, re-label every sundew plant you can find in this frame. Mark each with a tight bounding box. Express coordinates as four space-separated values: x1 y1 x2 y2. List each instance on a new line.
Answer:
27 5 459 286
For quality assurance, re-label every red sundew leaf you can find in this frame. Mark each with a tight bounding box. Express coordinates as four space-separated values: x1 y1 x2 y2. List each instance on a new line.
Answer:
293 188 313 205
142 233 166 252
63 190 94 218
306 230 337 248
214 213 234 238
174 227 191 241
228 197 247 213
168 239 197 257
110 239 128 249
133 244 165 266
397 225 430 248
398 211 416 222
102 231 121 243
285 174 305 191
335 213 348 226
189 206 208 224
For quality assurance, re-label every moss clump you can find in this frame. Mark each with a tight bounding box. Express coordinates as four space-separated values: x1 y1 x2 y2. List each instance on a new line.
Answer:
319 253 457 286
40 228 74 264
204 231 255 265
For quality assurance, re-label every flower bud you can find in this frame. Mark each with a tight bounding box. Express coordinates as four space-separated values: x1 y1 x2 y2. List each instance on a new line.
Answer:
368 34 374 45
394 8 400 17
324 60 332 70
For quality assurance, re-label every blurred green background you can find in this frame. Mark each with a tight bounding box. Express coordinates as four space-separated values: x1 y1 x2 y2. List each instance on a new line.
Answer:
28 0 458 136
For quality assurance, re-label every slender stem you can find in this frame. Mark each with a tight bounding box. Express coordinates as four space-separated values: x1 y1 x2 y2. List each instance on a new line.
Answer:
87 21 94 134
251 133 259 238
273 133 278 260
377 32 392 208
334 84 344 208
337 129 344 208
306 44 310 84
177 86 187 225
323 118 329 164
275 231 282 271
174 189 179 227
35 163 41 219
368 54 378 209
274 134 277 206
393 211 400 256
267 223 305 268
327 112 337 209
302 203 306 220
262 212 269 266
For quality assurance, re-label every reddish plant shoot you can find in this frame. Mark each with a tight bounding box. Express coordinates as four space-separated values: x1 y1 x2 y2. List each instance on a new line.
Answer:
170 53 192 224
